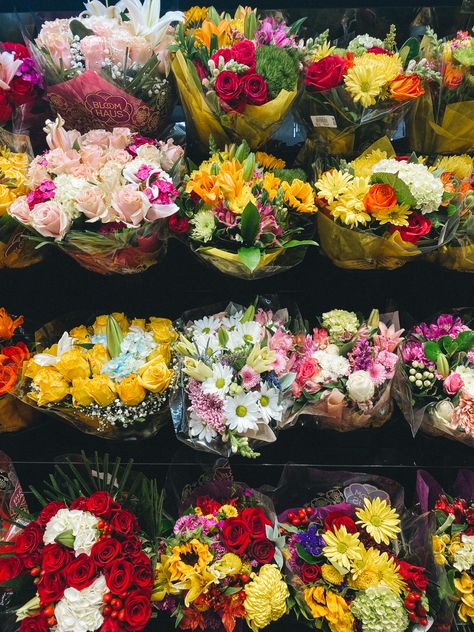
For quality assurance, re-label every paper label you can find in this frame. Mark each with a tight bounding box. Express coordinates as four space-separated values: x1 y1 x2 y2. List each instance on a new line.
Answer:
311 115 337 128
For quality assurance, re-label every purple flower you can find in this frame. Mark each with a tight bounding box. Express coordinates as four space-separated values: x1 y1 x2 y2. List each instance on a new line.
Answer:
349 338 372 370
255 18 297 48
17 57 44 88
413 314 467 341
296 524 325 556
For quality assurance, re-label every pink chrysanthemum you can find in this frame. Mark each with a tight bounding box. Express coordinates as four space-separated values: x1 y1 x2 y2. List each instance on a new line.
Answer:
187 378 225 433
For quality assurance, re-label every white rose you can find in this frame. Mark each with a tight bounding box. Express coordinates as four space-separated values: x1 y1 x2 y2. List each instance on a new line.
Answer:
431 399 455 427
347 370 375 402
136 143 163 165
55 575 107 632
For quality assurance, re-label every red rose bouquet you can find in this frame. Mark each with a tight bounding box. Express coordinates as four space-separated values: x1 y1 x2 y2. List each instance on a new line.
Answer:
153 476 289 631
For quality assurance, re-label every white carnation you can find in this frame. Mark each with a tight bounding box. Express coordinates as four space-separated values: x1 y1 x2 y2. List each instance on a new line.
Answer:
373 159 444 214
43 508 99 556
313 349 350 382
53 174 90 219
54 575 107 632
453 535 474 572
347 370 375 402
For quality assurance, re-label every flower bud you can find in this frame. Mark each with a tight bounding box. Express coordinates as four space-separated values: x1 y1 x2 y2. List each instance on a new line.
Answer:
436 353 450 378
106 315 123 358
367 309 380 329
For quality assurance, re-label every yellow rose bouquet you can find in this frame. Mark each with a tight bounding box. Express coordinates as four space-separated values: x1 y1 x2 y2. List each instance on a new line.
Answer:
14 312 177 439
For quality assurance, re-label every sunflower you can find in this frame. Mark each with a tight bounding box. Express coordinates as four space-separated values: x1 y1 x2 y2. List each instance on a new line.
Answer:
168 539 214 582
371 204 412 226
315 170 354 204
255 152 286 171
350 546 407 595
262 172 282 200
311 41 337 62
344 64 387 108
282 179 317 213
184 6 208 29
322 525 364 571
321 564 345 585
351 150 389 178
355 497 401 545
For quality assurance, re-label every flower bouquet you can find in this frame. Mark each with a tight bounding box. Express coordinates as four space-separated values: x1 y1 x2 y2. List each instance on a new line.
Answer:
171 300 297 458
174 141 317 279
29 0 183 135
171 6 303 153
300 28 424 157
14 312 177 439
285 309 402 432
153 473 289 631
407 30 474 154
394 311 474 447
0 453 166 632
275 468 433 632
314 147 461 270
8 116 183 274
0 308 35 433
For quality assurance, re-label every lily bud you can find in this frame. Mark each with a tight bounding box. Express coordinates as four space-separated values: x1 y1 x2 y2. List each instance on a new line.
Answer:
243 153 256 181
106 315 123 358
240 304 255 323
436 353 450 378
55 529 75 549
367 309 380 329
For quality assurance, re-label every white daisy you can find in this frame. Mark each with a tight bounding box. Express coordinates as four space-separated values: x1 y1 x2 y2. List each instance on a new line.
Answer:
258 382 283 422
224 391 260 434
188 412 218 443
192 316 221 337
227 322 262 350
202 363 234 396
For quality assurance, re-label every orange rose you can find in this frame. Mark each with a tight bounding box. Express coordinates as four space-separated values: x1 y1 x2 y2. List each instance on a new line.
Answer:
0 309 24 341
363 184 398 212
0 365 18 395
443 63 464 90
390 74 424 101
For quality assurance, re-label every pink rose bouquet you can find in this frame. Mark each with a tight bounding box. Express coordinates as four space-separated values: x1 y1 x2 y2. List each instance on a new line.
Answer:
285 309 403 431
29 0 183 135
8 116 184 274
394 312 474 446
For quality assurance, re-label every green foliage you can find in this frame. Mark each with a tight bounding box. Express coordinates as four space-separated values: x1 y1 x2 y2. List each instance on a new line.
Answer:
238 246 261 271
370 172 417 207
255 46 299 99
240 202 260 245
273 168 308 183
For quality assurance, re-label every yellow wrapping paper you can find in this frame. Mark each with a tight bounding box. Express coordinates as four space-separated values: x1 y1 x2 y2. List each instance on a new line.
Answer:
193 245 285 279
172 51 297 150
0 231 43 269
0 395 35 433
425 242 474 272
317 212 420 270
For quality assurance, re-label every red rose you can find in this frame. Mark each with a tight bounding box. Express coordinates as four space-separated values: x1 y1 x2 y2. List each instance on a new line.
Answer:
121 536 142 558
390 212 432 244
242 73 268 105
37 501 66 526
305 55 348 92
41 544 73 573
124 589 152 630
104 559 134 594
0 92 12 125
8 77 36 107
397 561 429 591
169 214 190 234
324 512 357 534
86 491 120 519
110 510 139 536
37 571 66 603
466 507 474 525
466 526 474 535
65 554 98 591
248 538 276 564
70 497 88 510
131 551 152 567
367 46 392 55
214 71 244 110
231 40 256 70
221 518 250 554
133 563 154 590
196 496 221 515
100 620 121 632
91 538 122 568
14 523 43 559
210 48 234 67
3 42 29 59
0 555 24 582
241 508 272 539
19 615 49 632
300 562 321 584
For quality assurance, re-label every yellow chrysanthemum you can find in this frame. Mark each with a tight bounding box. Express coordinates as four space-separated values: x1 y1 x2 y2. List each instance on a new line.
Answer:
311 41 337 62
344 64 387 108
346 175 371 198
356 52 402 83
304 585 355 632
350 546 407 595
315 170 354 204
218 504 239 518
262 172 281 200
256 152 286 171
321 564 345 585
351 150 389 178
433 155 473 181
322 525 364 571
371 204 412 226
328 195 372 227
168 539 214 582
244 565 289 632
282 179 317 213
455 572 474 623
355 497 401 545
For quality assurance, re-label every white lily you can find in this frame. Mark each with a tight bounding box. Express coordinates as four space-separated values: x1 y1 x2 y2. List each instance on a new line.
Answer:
34 332 76 366
80 0 124 18
0 51 23 91
119 0 183 49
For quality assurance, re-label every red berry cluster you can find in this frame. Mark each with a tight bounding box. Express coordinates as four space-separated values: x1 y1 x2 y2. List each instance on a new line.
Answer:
286 506 313 527
404 591 428 627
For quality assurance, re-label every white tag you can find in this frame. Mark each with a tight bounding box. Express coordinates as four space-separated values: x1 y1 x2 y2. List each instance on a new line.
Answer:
311 115 337 128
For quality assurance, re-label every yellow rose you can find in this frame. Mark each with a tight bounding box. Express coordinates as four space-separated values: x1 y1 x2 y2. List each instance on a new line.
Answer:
86 375 116 407
87 344 110 375
432 534 449 565
70 325 91 341
71 377 94 407
138 357 173 393
147 318 177 343
56 349 91 381
0 184 17 215
0 152 28 171
93 313 129 334
131 318 146 330
147 343 171 365
22 358 42 380
31 367 70 406
116 374 146 406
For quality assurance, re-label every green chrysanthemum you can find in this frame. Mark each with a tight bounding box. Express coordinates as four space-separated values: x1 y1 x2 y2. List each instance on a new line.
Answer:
255 46 299 99
350 586 409 632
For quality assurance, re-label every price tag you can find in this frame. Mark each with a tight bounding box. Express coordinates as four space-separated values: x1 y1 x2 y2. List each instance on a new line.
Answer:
311 115 338 128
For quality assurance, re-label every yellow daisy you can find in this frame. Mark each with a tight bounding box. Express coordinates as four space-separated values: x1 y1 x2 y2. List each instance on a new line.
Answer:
315 170 354 204
344 65 387 108
371 204 412 226
312 41 337 62
345 175 371 199
355 497 401 545
322 525 364 571
255 152 286 171
433 155 473 181
351 149 389 178
350 546 407 595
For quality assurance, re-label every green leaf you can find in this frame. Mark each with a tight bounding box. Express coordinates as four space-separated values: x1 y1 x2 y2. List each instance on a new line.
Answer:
282 239 318 249
287 17 307 37
371 172 417 207
446 203 458 217
423 341 442 361
238 247 261 272
279 372 296 390
296 543 319 565
224 586 242 595
399 37 420 65
218 326 229 347
455 331 474 352
69 19 95 39
438 335 456 355
240 202 260 245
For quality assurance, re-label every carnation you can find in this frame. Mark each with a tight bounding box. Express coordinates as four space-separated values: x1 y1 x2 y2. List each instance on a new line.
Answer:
350 586 409 632
313 349 350 382
321 310 360 343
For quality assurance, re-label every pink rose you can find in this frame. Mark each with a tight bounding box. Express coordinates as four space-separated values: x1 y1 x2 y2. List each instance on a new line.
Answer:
296 358 320 385
112 185 149 227
36 20 72 68
79 145 107 171
8 196 31 224
444 373 464 395
109 149 132 165
81 129 110 148
76 186 108 221
110 128 132 149
28 161 49 188
44 148 81 176
29 201 71 240
129 37 152 66
80 36 108 72
158 140 184 172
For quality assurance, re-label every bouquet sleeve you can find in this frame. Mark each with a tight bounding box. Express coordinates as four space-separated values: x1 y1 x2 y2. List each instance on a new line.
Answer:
426 238 474 273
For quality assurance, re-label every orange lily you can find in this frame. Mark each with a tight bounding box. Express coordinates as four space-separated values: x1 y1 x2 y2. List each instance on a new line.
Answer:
0 309 24 341
194 19 232 49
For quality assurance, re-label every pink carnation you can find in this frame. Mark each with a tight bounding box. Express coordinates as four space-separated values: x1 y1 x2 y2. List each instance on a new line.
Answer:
451 390 474 436
239 365 260 389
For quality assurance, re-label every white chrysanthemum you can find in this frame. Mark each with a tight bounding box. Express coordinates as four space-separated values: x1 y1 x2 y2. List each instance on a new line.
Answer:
202 363 234 396
258 382 283 422
53 174 90 219
193 332 220 357
190 209 216 242
453 535 474 572
455 366 474 396
228 321 262 350
225 391 260 434
373 159 444 214
313 349 351 382
188 411 218 442
43 508 99 556
54 575 107 632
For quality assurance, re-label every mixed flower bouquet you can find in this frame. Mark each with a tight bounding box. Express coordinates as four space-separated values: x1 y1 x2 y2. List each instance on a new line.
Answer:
175 141 317 278
285 308 402 431
154 475 289 632
171 301 296 458
171 5 303 152
394 311 474 447
30 0 183 135
276 468 433 632
314 147 461 269
300 28 424 156
15 312 177 439
407 30 474 154
8 116 183 274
